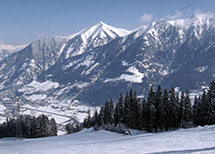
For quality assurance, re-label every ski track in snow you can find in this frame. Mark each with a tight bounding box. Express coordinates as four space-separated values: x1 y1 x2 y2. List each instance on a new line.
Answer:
1 125 215 154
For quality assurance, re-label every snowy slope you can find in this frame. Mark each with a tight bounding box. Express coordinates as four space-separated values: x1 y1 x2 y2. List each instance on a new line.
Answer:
1 125 215 154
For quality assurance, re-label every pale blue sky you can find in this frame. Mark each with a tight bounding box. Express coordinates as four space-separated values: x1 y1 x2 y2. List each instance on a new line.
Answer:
0 0 214 45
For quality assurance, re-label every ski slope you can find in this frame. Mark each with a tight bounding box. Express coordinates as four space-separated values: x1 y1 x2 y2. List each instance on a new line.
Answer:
1 125 215 154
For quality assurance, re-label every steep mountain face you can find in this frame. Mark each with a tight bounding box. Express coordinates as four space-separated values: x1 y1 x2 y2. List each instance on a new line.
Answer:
162 13 215 90
1 13 215 125
0 37 65 87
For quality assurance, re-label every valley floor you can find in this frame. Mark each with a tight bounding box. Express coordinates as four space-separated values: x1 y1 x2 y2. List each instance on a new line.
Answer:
1 125 215 154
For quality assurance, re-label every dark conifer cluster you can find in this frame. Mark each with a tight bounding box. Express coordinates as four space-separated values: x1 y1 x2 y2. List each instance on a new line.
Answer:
82 81 215 133
0 114 57 138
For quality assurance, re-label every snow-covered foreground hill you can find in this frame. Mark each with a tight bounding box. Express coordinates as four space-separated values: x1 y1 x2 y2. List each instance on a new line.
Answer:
1 125 215 154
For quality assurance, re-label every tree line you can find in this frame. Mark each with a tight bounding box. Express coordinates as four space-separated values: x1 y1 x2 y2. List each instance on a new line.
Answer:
0 114 57 138
2 81 215 137
75 81 215 133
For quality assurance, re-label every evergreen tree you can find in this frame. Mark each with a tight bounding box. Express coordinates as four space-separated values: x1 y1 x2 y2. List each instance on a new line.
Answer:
114 93 125 126
50 118 57 136
109 99 115 124
169 88 179 128
83 109 92 128
0 114 57 138
98 106 105 126
118 93 124 124
129 89 135 128
154 85 162 131
124 92 130 127
206 81 215 124
184 90 192 122
163 89 169 131
133 91 141 129
141 98 147 129
148 87 156 106
103 99 115 125
179 91 185 124
15 116 22 138
193 96 201 126
93 109 99 126
104 100 110 125
179 90 193 128
144 101 156 132
79 81 215 133
200 90 208 125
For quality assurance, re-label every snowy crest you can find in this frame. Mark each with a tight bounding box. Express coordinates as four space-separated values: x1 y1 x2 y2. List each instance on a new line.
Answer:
58 21 131 58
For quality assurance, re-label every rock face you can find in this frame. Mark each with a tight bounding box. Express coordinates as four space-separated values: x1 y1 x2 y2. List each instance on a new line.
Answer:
1 13 215 123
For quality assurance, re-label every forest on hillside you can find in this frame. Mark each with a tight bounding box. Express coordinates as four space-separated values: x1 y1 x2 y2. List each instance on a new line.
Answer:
67 81 215 134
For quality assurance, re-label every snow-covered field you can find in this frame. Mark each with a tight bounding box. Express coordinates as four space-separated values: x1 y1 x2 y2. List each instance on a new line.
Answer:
1 125 215 154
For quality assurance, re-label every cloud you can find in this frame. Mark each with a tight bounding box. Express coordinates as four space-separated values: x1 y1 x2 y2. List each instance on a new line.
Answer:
140 13 153 23
168 10 183 20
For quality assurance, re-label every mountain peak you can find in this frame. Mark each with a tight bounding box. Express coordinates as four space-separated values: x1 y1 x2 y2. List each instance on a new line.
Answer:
83 21 130 39
67 21 130 41
60 22 131 58
98 21 106 26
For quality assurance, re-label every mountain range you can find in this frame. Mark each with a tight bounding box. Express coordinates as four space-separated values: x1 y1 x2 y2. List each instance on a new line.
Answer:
1 12 215 125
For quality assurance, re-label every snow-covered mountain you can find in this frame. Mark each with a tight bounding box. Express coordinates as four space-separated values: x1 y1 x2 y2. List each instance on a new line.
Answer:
0 43 27 61
40 12 215 105
58 21 130 58
1 13 215 128
0 22 130 126
0 37 65 87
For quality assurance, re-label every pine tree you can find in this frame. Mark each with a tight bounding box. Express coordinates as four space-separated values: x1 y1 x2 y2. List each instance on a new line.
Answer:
98 106 105 126
183 90 192 122
141 98 147 129
145 101 156 132
83 109 92 128
179 90 193 128
104 100 110 125
109 99 115 124
179 91 185 124
114 102 120 125
118 93 124 124
93 109 99 126
163 89 169 131
50 118 57 136
124 92 130 127
15 116 22 138
144 88 156 132
104 99 115 125
114 93 124 126
148 87 156 106
129 89 135 128
206 81 215 124
133 91 141 129
154 85 162 131
169 88 179 128
193 96 201 126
